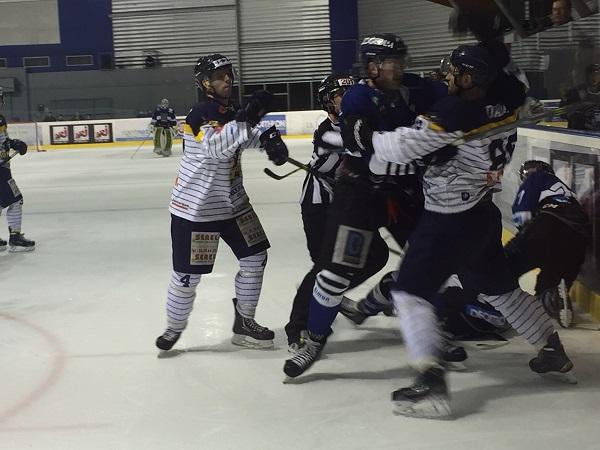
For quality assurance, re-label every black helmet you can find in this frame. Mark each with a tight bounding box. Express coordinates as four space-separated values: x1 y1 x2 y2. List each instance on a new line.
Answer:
449 44 496 87
360 33 408 66
194 54 234 89
519 160 554 181
317 74 355 113
0 115 6 128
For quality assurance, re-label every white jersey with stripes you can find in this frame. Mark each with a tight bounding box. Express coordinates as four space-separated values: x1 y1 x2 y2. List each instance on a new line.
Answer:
169 98 262 222
372 95 520 214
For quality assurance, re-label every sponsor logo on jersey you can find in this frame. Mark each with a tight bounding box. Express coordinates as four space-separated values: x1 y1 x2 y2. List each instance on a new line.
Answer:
485 103 509 119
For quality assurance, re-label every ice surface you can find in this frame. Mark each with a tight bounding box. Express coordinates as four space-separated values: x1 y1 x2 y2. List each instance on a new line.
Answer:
1 141 600 450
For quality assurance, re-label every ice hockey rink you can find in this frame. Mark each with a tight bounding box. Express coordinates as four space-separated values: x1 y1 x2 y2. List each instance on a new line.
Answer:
2 139 600 450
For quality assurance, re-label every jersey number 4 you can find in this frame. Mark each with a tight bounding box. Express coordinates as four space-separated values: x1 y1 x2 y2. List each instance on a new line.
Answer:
488 133 517 171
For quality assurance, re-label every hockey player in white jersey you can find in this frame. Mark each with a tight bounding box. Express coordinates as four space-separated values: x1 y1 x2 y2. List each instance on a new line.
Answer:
343 43 575 418
155 53 287 351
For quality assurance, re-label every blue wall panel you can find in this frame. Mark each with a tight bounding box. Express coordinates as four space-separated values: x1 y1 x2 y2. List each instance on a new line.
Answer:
0 0 113 72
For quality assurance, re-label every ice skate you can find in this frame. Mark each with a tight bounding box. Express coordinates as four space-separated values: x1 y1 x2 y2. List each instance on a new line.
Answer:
153 146 162 155
529 332 577 384
0 237 6 252
231 298 274 349
155 328 182 351
340 295 393 325
287 330 307 354
283 334 324 380
441 336 468 371
8 232 35 253
391 367 452 419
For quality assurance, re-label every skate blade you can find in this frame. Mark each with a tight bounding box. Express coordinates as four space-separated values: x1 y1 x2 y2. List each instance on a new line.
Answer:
446 361 467 372
157 349 184 359
539 370 578 384
9 246 35 253
392 396 452 419
231 334 274 349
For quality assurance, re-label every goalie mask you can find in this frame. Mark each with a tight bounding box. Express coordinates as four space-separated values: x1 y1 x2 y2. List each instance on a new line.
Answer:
160 98 169 108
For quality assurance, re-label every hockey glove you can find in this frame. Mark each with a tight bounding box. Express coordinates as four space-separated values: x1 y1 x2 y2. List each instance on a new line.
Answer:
9 139 27 155
342 116 374 156
235 90 274 127
259 126 288 166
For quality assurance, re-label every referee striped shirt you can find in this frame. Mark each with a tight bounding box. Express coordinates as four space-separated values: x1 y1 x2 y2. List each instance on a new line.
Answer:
169 98 262 222
300 119 343 206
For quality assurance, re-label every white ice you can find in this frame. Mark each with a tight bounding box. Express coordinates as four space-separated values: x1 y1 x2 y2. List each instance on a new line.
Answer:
1 140 600 450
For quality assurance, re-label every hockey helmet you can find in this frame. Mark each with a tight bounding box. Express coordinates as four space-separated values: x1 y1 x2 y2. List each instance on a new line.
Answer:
194 54 234 89
317 74 355 113
160 98 169 108
0 115 6 128
360 33 408 66
449 44 497 87
519 160 554 181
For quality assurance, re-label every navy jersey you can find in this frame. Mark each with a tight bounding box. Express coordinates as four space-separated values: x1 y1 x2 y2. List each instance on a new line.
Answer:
512 170 589 235
151 106 177 128
340 74 447 176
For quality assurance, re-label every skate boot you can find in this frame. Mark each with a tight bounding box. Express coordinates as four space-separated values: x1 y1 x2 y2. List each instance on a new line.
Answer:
231 298 274 349
441 336 468 371
8 231 35 253
283 333 325 379
0 237 6 252
391 366 452 419
287 330 307 354
155 328 182 351
529 332 577 384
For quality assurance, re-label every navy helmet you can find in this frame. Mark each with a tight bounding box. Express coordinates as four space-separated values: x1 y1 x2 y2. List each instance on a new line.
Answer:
360 33 408 66
317 74 355 113
519 160 554 181
449 44 497 87
194 54 234 89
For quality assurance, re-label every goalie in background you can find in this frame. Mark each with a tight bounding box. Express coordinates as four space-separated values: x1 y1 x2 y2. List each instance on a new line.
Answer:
150 98 177 156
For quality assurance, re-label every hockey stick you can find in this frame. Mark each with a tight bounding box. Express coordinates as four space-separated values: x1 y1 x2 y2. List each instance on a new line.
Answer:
0 150 18 168
263 166 303 180
455 101 593 145
130 135 150 160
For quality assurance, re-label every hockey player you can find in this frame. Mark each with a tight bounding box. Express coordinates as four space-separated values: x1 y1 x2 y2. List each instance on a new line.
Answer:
284 74 354 351
155 53 287 352
0 115 35 253
506 160 590 324
342 44 575 418
150 98 177 156
283 34 446 377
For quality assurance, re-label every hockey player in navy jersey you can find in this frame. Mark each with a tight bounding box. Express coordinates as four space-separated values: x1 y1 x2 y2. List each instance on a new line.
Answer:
0 115 35 253
283 34 446 377
506 160 590 324
150 98 178 156
155 53 287 352
341 43 575 418
284 74 353 352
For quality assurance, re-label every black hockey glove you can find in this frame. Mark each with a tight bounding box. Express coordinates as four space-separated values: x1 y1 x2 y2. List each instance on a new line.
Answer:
9 139 28 155
235 90 274 127
342 116 374 156
259 126 288 166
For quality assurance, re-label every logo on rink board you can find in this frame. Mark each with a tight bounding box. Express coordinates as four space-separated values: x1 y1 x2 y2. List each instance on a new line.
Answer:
50 125 70 144
190 232 220 265
258 114 286 135
73 125 91 143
